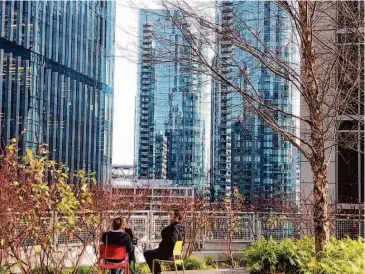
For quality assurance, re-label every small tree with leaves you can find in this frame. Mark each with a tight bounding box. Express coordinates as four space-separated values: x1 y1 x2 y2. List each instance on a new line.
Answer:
0 139 97 274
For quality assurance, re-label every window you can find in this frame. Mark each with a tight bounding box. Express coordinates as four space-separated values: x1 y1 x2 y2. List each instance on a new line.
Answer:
337 131 364 203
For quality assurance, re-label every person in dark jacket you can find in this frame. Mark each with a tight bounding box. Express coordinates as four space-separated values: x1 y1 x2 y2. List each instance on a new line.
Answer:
121 218 137 274
101 217 135 274
144 210 185 274
122 219 138 245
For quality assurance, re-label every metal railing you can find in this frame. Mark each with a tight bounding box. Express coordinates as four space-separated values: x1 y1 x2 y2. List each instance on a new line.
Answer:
47 211 364 251
12 210 363 251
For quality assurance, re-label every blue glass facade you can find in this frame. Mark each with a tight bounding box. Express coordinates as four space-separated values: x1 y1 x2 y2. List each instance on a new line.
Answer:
135 10 205 187
0 1 115 183
211 1 299 202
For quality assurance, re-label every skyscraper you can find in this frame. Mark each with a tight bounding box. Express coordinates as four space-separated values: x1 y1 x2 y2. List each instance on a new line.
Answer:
211 1 299 202
0 1 115 183
135 9 205 187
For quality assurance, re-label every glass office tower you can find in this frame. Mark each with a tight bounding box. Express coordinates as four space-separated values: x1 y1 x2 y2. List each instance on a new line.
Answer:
135 9 205 187
211 1 299 202
0 1 115 183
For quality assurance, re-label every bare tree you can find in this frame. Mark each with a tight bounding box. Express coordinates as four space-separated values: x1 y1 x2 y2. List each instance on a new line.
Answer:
139 0 365 252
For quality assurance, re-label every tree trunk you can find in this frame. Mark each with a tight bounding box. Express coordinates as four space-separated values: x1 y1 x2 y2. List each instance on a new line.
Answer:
312 162 330 252
298 1 330 252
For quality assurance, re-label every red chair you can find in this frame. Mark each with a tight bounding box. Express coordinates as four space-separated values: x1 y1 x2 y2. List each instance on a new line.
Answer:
97 244 129 274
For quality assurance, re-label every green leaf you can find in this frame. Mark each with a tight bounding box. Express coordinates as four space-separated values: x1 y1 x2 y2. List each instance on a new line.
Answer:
81 183 88 192
26 149 33 157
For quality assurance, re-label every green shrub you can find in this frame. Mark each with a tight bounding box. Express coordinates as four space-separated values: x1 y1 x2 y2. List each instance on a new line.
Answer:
275 238 302 273
150 256 211 271
61 266 95 274
204 255 218 268
0 267 9 274
300 237 364 274
183 256 211 270
76 266 93 274
242 237 280 273
218 261 232 269
32 267 53 274
242 236 364 274
135 263 150 274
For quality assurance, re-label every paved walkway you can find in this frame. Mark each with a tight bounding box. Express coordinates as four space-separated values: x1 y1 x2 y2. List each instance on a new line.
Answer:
164 269 248 274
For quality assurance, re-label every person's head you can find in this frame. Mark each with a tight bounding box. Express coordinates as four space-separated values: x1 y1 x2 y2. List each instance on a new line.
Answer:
169 209 183 224
112 217 127 231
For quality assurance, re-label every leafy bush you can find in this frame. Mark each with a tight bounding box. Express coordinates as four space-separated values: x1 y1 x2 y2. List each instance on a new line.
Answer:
242 236 364 274
183 256 211 270
135 263 150 274
153 256 211 271
32 267 53 274
77 266 94 274
0 141 102 274
204 255 218 268
0 266 10 274
275 238 302 273
219 261 233 269
300 237 364 274
74 266 94 274
242 237 280 273
60 266 95 274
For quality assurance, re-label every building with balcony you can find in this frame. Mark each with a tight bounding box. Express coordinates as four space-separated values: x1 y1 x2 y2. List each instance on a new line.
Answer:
0 1 115 183
210 1 299 203
134 9 205 187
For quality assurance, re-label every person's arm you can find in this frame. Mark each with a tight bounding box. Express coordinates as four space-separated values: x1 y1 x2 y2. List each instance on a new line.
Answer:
182 228 185 245
126 228 138 245
130 229 139 240
128 228 138 240
171 226 179 245
172 226 185 246
126 235 135 262
125 228 132 239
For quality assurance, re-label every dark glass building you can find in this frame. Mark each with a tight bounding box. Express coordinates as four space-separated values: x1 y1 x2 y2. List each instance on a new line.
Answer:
0 1 115 183
134 9 205 187
211 1 299 202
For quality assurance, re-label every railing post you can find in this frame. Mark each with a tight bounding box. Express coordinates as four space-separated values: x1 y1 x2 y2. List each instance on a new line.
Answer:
148 210 154 249
202 212 206 251
255 213 260 240
199 211 203 251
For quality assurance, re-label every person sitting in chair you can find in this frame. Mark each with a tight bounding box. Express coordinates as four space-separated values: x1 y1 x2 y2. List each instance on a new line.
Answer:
122 219 138 246
143 209 185 274
101 217 135 274
121 218 137 274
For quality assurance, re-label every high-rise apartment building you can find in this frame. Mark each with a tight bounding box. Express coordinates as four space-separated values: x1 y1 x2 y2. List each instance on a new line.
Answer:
211 1 299 202
135 9 205 187
0 1 115 183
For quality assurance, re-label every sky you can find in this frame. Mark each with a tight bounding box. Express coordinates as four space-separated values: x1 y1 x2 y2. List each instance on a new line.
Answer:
112 1 139 165
112 0 211 166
